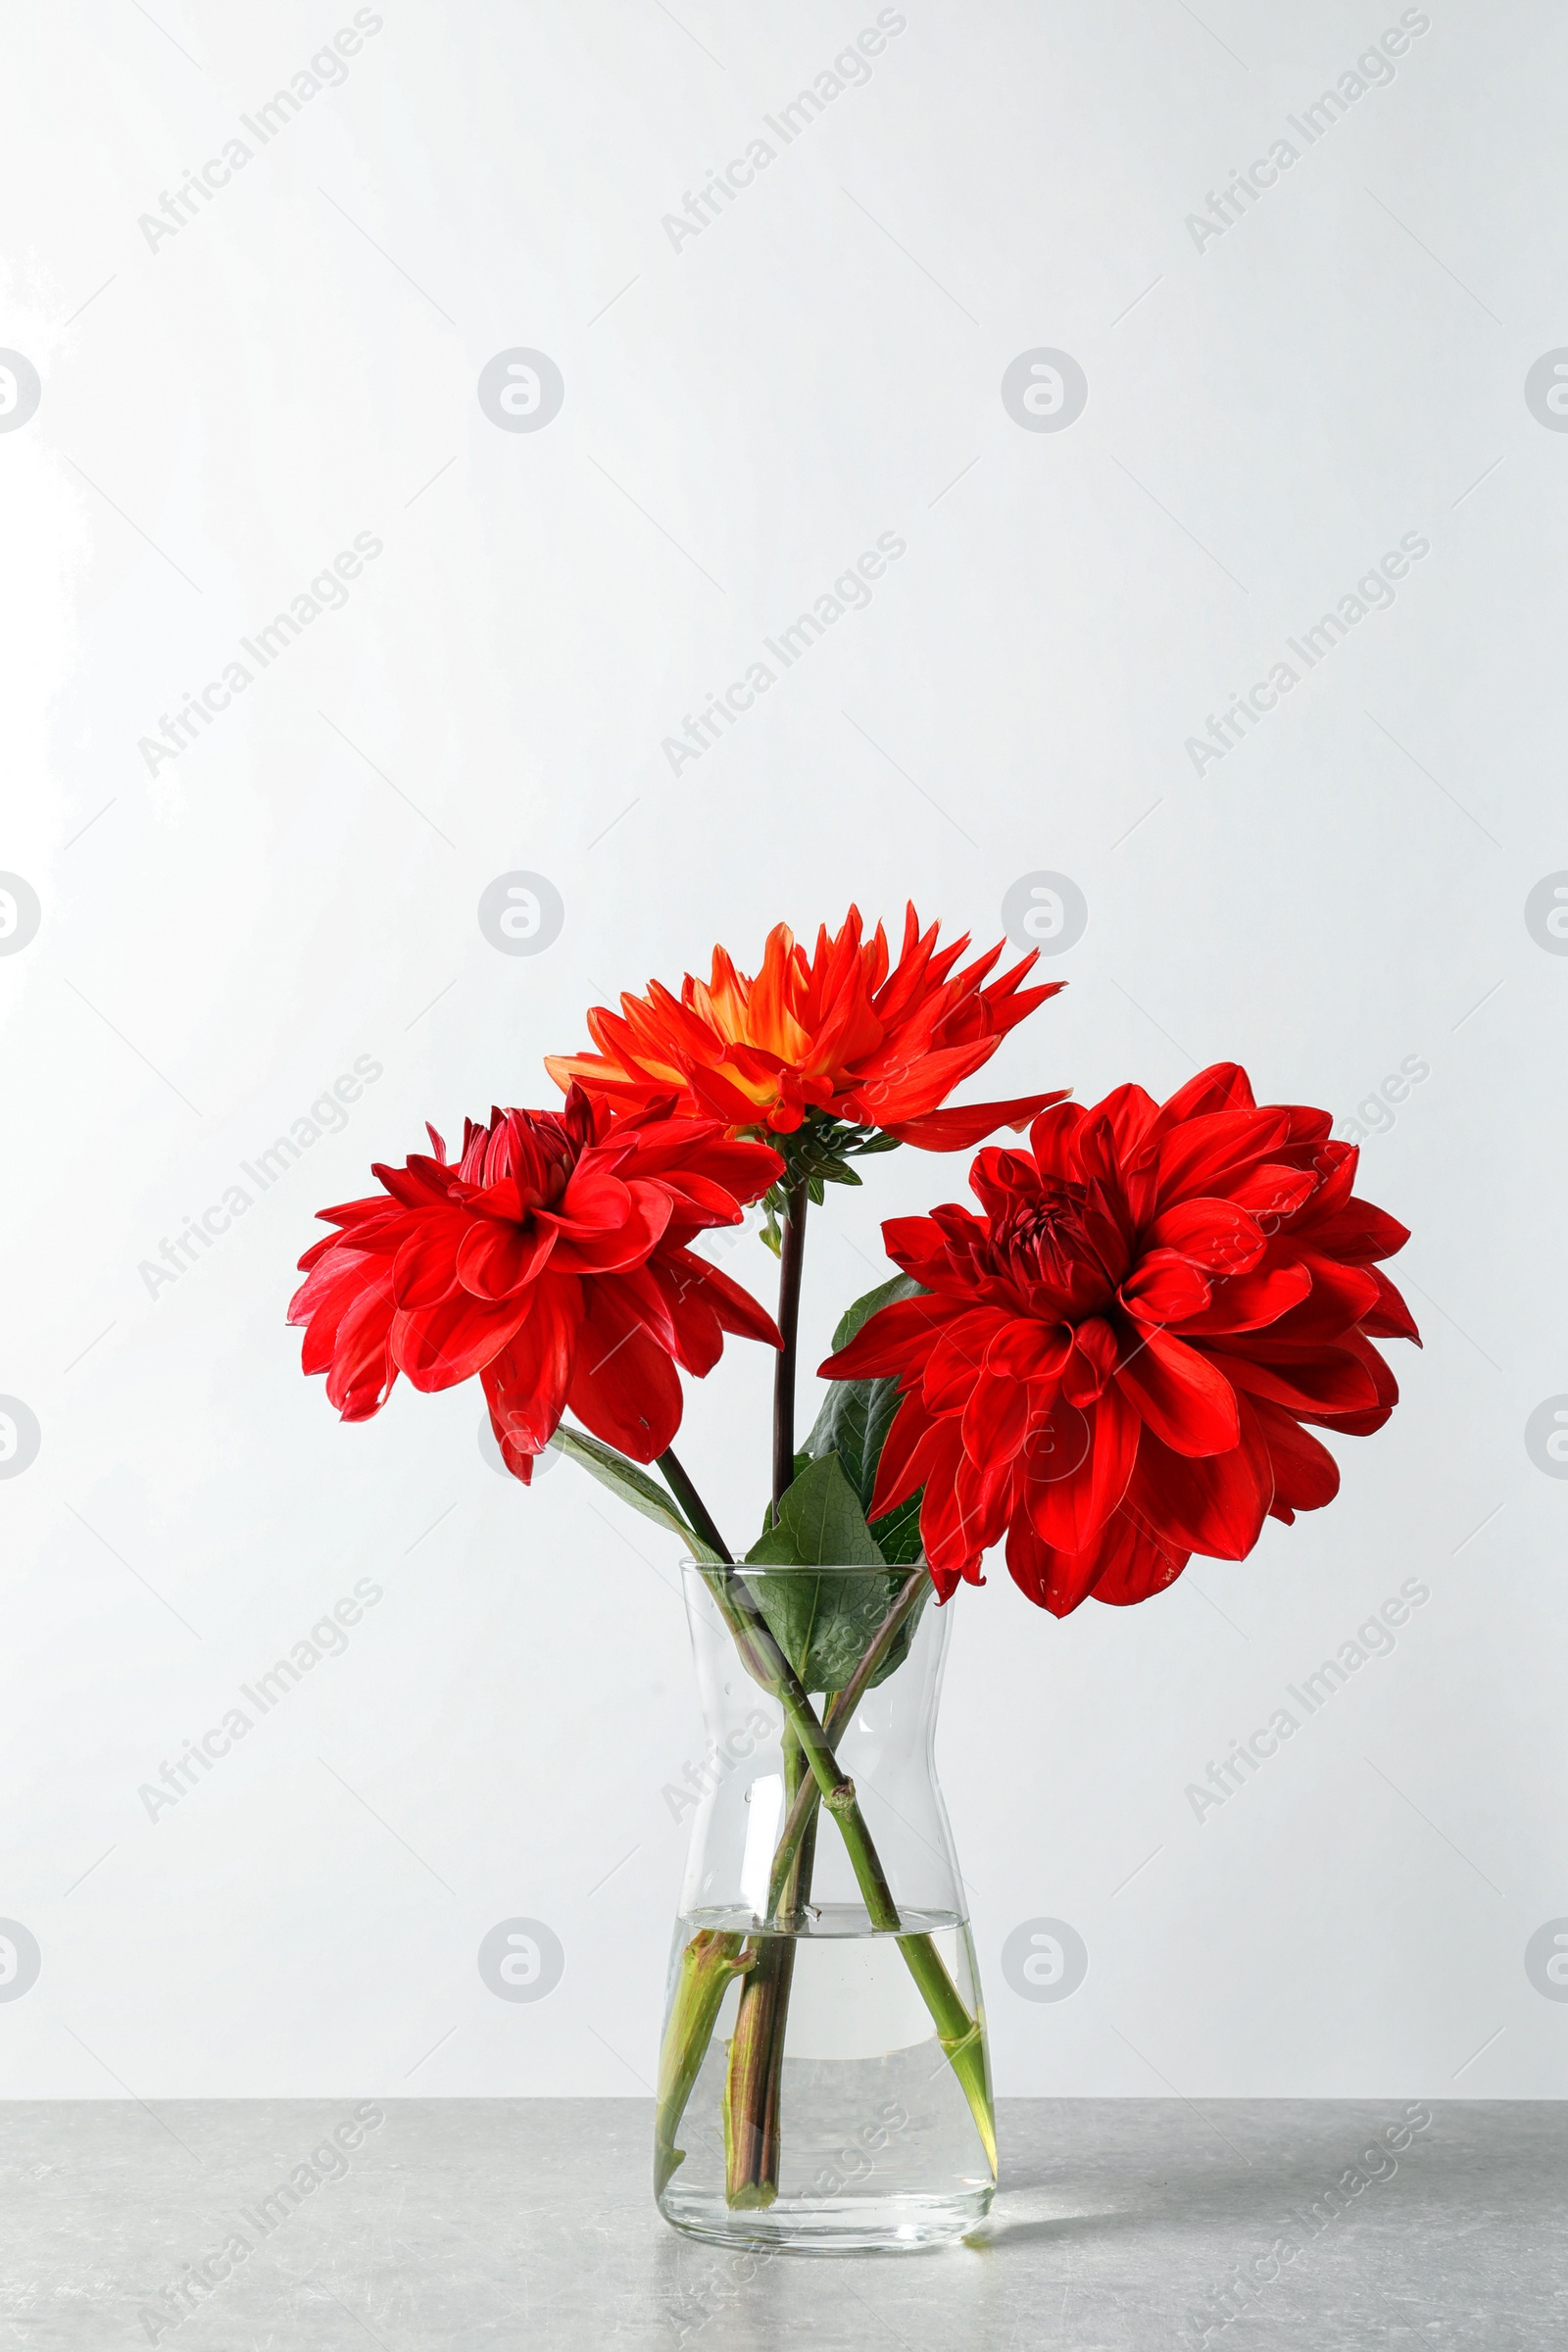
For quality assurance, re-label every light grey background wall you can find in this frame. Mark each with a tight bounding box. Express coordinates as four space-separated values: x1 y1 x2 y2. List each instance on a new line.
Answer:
2 0 1562 2102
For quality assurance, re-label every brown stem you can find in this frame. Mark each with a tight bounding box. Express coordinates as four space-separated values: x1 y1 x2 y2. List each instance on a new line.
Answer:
722 1722 821 2206
771 1182 808 1509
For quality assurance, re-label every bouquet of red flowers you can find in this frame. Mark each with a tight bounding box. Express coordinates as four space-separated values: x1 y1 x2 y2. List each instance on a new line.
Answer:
291 906 1416 2244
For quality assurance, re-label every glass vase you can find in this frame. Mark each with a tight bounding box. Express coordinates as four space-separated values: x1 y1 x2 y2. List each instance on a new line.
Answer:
654 1559 995 2254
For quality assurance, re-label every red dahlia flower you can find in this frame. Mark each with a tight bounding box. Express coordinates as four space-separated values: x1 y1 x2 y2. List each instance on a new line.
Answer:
820 1064 1419 1614
289 1091 783 1479
544 903 1065 1151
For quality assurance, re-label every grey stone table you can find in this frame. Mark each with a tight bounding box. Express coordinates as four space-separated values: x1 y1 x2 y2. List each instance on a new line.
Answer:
3 2099 1561 2349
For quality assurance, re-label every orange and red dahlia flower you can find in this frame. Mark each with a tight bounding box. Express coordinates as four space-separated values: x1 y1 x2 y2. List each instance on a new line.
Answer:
544 903 1064 1151
819 1063 1420 1613
288 1090 782 1477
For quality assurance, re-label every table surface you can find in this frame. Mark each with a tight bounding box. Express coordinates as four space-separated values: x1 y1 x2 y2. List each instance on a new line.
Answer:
3 2098 1561 2350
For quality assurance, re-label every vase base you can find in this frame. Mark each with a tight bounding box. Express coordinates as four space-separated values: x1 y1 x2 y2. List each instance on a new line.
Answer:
657 2186 994 2255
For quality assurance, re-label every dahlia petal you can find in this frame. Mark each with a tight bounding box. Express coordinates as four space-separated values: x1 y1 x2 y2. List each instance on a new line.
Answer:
921 1311 1011 1413
1172 1261 1313 1336
1061 1316 1118 1404
456 1216 556 1300
650 1173 751 1239
1292 1329 1399 1435
300 1297 378 1388
1297 1142 1358 1222
1085 1513 1190 1606
1023 1384 1138 1553
1226 1162 1318 1226
372 1157 459 1210
322 1278 399 1420
819 1293 971 1381
644 1257 725 1378
879 1211 977 1292
1097 1083 1161 1158
1118 1250 1213 1325
916 1425 984 1589
295 1232 343 1274
966 1149 1039 1226
1004 1517 1113 1617
874 1088 1070 1151
1144 1197 1265 1277
1254 1274 1371 1347
1124 1414 1272 1560
868 1394 938 1520
1152 1108 1293 1207
685 1063 777 1125
391 1291 529 1392
656 1250 781 1354
952 1436 1012 1554
289 1243 375 1335
464 1173 527 1225
1285 1251 1380 1328
1114 1330 1241 1456
480 1290 579 1466
566 1286 683 1462
1307 1198 1412 1262
390 1220 466 1310
985 1318 1072 1381
597 1261 680 1358
542 1053 652 1108
846 1040 998 1125
961 1368 1029 1467
1067 1109 1125 1196
1021 1438 1085 1550
544 1178 671 1273
1308 1399 1394 1439
546 1164 635 1231
1279 1104 1334 1148
747 922 815 1065
305 1193 410 1241
1249 1395 1341 1522
1208 1341 1380 1419
1024 1099 1087 1181
1360 1267 1421 1344
603 1118 782 1211
1152 1062 1257 1124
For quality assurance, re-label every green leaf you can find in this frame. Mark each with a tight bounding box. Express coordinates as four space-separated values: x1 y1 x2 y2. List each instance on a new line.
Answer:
796 1272 931 1584
744 1455 928 1695
870 1491 925 1566
549 1427 722 1561
746 1452 885 1568
800 1374 898 1519
796 1276 926 1521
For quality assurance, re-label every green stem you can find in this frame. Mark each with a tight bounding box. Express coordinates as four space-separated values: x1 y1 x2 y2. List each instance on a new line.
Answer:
654 1928 755 2195
658 1446 734 1563
652 1468 995 2181
714 1568 997 2180
763 1569 927 1923
897 1934 995 2176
